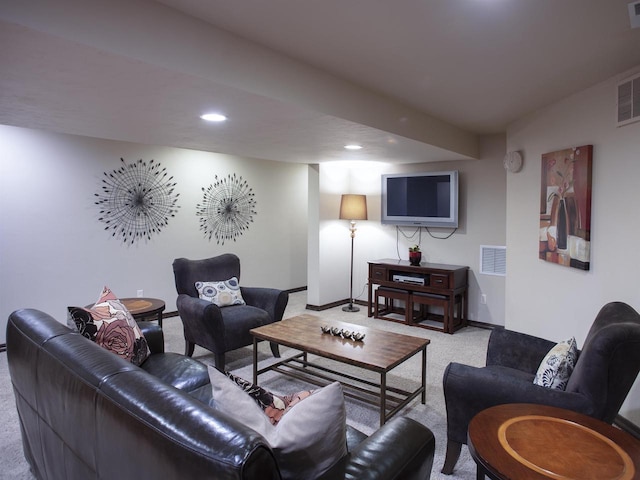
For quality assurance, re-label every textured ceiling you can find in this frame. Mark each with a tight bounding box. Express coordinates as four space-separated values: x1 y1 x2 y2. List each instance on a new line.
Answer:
156 0 640 133
1 0 639 164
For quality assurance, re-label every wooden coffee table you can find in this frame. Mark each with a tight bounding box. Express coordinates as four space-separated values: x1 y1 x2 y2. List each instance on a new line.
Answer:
468 403 640 480
250 314 429 426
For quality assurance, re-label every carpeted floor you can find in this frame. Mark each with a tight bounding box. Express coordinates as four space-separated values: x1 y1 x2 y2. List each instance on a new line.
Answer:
0 291 490 479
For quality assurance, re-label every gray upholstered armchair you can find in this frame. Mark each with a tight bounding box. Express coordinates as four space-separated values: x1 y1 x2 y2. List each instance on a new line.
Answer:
441 301 640 475
172 254 289 371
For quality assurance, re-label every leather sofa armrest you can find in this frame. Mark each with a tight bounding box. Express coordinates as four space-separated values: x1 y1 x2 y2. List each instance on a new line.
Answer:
318 417 435 480
138 321 164 354
486 327 556 374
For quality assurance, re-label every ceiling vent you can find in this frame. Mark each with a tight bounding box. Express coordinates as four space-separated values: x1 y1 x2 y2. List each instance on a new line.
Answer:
629 2 640 29
480 245 506 276
617 72 640 127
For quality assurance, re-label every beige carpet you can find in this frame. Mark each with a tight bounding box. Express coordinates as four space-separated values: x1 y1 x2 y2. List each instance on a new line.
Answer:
1 291 490 479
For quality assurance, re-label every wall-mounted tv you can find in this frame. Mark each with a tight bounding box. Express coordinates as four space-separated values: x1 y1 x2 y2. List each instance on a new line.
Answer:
381 170 459 228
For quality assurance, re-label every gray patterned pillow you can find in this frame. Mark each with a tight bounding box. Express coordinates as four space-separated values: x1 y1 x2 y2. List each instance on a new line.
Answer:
195 277 245 307
533 337 578 390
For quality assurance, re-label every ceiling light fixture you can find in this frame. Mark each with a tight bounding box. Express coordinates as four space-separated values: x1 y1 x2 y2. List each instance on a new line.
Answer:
200 113 227 122
344 144 362 150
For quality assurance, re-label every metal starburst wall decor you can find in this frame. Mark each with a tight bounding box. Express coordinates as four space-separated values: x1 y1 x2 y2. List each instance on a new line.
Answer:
95 158 180 245
196 173 257 245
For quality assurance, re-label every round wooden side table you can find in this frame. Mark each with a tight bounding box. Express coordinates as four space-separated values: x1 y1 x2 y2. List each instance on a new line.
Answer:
468 403 640 480
120 298 165 327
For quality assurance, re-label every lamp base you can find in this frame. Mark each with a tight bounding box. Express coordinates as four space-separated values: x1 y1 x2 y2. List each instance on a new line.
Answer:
342 305 360 313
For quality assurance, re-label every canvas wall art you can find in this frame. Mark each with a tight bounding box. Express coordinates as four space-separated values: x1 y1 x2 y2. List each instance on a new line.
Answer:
539 145 592 270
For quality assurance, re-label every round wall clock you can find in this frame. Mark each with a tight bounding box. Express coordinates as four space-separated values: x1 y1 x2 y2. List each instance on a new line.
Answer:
504 151 523 173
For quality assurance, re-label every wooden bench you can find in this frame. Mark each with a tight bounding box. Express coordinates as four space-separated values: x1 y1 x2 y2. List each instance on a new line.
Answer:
412 291 463 334
374 286 413 324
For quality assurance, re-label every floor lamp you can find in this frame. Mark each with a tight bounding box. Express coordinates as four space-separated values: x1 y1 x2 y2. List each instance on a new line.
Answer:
339 194 368 312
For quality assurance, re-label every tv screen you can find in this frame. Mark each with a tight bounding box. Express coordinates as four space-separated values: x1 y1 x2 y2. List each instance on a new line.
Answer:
381 171 458 228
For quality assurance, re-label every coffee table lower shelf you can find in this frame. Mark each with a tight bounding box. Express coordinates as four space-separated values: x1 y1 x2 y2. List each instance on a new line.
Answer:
254 349 426 426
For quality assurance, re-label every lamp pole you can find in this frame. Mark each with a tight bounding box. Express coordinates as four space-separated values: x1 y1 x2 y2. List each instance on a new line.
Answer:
343 220 359 312
339 194 367 313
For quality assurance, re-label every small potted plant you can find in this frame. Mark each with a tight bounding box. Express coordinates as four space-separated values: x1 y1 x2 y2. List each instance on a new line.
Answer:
409 245 422 265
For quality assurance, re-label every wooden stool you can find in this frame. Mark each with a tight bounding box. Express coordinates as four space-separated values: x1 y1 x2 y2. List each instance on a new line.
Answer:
374 287 412 324
412 292 463 334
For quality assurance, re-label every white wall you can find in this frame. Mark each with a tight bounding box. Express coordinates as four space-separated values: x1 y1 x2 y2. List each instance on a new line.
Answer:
0 125 308 343
311 134 507 324
506 66 640 422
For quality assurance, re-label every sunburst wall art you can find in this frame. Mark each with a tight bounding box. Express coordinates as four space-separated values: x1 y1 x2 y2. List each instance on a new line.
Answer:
95 158 180 245
196 173 257 245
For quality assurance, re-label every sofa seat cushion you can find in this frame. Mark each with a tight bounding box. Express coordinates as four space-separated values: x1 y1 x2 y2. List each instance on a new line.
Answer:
140 353 210 393
220 306 272 349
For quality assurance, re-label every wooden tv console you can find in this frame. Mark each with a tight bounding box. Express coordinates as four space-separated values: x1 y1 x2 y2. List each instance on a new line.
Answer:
367 259 469 334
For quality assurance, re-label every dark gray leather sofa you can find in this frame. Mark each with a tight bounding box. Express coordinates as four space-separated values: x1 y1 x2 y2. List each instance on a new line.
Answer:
7 308 436 480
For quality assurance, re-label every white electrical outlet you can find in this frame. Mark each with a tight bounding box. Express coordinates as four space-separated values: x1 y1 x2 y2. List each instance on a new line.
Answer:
481 294 487 305
137 289 144 298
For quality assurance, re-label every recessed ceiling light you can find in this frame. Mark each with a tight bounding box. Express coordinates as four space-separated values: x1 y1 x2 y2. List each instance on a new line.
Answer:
344 144 363 150
200 113 227 122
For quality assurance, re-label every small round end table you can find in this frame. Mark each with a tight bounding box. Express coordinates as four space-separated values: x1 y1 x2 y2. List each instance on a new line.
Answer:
120 298 165 327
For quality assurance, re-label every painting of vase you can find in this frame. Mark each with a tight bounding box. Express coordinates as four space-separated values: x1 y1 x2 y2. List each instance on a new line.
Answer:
539 145 592 270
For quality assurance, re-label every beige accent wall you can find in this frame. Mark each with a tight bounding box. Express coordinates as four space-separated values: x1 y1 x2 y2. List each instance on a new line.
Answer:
506 65 640 422
310 134 507 323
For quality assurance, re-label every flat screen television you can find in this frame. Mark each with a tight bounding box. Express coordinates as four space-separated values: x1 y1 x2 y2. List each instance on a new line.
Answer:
381 170 459 228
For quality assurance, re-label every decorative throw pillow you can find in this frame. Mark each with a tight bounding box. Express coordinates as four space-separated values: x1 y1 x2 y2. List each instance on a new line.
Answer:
196 278 246 307
533 337 578 390
67 286 150 366
208 366 347 480
225 372 315 425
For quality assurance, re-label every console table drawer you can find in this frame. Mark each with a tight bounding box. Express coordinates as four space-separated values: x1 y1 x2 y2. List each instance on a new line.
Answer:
371 266 387 281
430 274 449 288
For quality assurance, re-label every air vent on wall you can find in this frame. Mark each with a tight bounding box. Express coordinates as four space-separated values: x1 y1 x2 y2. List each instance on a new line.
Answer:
617 72 640 127
480 245 506 276
629 1 640 29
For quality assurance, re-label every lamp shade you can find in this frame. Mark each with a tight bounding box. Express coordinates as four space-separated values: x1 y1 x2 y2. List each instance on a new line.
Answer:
339 194 368 221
